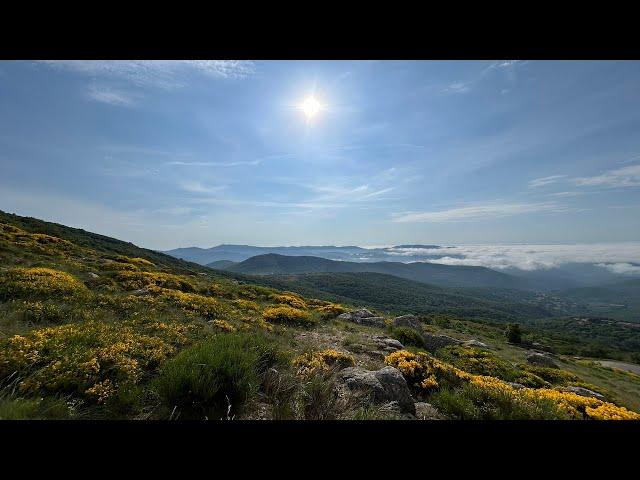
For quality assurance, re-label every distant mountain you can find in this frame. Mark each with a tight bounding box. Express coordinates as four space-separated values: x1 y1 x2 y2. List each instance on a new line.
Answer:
221 253 532 290
165 244 372 264
207 260 238 269
392 244 441 249
559 279 640 322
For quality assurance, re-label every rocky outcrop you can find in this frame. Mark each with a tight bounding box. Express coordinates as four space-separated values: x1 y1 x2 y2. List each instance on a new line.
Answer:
422 333 463 352
414 402 447 420
393 314 424 332
373 336 404 352
463 339 489 349
338 309 386 328
561 386 606 401
526 352 558 368
339 366 415 414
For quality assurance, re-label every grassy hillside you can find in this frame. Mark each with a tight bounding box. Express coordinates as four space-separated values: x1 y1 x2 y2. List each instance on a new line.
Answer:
249 271 551 321
0 210 638 420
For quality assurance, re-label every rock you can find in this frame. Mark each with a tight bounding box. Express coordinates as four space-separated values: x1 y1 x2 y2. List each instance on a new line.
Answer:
374 337 404 351
130 288 150 296
526 352 558 368
463 339 488 349
88 272 100 279
422 333 463 352
339 366 415 414
414 402 447 420
338 309 386 328
507 382 526 390
393 314 424 332
561 386 606 402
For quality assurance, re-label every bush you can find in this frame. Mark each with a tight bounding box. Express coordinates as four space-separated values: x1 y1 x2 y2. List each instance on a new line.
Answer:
262 305 315 327
505 323 522 344
156 333 282 419
392 326 425 348
0 267 86 300
293 349 355 377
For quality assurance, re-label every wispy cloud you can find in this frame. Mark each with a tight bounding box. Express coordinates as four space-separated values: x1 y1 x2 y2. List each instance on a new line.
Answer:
179 181 226 195
443 82 471 94
86 85 136 107
596 262 640 275
168 160 262 167
39 60 255 89
574 164 640 188
392 201 567 223
528 175 567 188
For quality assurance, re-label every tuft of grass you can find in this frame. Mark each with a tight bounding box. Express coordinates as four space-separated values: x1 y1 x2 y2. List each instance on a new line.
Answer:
156 332 283 420
0 395 69 420
392 326 425 349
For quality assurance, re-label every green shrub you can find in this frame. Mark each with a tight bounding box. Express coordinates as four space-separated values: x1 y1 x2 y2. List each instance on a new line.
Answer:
156 332 282 419
505 323 522 344
392 326 425 348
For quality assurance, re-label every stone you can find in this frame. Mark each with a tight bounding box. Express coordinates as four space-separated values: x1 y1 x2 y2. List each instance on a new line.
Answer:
130 288 150 296
339 366 415 414
88 272 100 279
414 402 447 420
393 314 424 332
374 337 404 351
526 352 558 368
463 339 489 349
561 386 606 402
338 309 386 328
422 333 463 352
507 382 526 390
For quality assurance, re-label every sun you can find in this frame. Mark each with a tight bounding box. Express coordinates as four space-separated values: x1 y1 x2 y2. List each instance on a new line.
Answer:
299 96 323 120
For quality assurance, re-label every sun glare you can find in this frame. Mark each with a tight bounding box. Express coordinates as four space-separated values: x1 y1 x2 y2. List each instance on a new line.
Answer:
299 96 323 120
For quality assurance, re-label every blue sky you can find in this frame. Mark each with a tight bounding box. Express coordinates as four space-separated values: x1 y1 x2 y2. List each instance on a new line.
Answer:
1 60 639 250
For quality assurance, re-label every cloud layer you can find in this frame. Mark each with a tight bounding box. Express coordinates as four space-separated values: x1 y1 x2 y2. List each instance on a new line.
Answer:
383 243 640 271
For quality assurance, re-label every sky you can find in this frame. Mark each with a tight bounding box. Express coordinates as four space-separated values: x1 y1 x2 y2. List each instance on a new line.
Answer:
1 60 640 251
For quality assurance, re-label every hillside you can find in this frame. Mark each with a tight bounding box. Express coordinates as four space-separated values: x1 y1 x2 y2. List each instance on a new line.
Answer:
1 210 639 420
221 253 531 290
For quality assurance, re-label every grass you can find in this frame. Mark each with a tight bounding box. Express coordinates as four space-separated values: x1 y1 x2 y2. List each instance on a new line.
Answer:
155 332 284 420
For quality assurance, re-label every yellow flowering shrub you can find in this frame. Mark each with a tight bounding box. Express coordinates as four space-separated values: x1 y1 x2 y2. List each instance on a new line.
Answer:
386 350 640 420
0 318 200 403
316 303 348 318
122 257 155 267
0 267 87 300
293 349 355 377
115 271 195 292
209 319 237 333
263 305 315 327
147 286 232 320
231 298 260 312
272 293 308 309
100 262 139 272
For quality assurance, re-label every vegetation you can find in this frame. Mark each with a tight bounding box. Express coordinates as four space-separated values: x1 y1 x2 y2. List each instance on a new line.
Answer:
505 323 522 344
0 210 638 420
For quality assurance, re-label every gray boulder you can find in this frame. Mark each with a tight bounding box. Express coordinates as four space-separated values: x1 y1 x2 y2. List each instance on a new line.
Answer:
423 333 463 352
338 309 386 328
339 366 415 414
507 382 526 390
561 386 606 402
88 272 100 279
414 402 447 420
463 339 489 349
526 352 558 368
393 314 424 332
130 288 150 296
373 336 404 352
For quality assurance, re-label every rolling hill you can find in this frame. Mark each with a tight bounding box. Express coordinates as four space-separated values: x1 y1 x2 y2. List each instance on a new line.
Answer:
216 253 532 290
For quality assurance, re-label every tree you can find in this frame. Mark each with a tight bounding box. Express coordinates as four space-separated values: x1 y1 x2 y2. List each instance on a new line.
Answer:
505 323 522 344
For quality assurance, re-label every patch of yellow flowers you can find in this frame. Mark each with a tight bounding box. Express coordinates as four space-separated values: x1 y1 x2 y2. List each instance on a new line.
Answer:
0 318 200 403
293 349 355 377
0 267 87 299
271 293 308 309
385 350 640 420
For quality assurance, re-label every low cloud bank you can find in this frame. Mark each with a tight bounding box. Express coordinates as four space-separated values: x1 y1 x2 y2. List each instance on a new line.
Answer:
382 243 640 272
